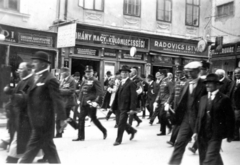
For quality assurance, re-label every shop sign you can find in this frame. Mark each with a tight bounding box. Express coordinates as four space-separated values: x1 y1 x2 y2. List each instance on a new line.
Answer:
211 45 235 55
0 24 55 47
74 47 97 56
18 33 53 47
150 39 207 56
122 53 143 60
76 29 149 50
57 23 76 48
104 51 117 58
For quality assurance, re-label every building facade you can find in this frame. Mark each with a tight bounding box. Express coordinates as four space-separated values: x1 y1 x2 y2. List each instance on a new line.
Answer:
210 0 240 78
58 0 211 82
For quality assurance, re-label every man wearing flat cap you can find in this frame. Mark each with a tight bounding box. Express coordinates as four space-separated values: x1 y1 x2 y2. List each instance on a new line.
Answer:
112 65 138 146
73 65 107 141
19 51 67 163
193 73 235 165
168 61 207 165
55 67 77 138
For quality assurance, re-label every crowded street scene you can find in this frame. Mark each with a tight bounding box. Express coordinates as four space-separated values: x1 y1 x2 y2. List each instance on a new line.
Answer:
0 0 240 164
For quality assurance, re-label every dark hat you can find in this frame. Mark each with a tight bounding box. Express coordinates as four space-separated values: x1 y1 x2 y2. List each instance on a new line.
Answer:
106 71 112 75
60 67 70 72
74 72 80 77
176 66 183 73
141 74 146 79
85 65 94 72
32 51 51 63
204 73 223 84
147 74 154 80
119 65 131 72
201 60 210 69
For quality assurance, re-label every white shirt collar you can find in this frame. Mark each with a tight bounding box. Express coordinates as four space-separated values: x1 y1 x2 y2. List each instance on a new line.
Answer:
121 77 129 84
208 89 219 100
189 78 199 84
130 75 137 80
149 80 153 85
35 67 49 75
22 73 33 81
219 77 225 82
64 75 70 81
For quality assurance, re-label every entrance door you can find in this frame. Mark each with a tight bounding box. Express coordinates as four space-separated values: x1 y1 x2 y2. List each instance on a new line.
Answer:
71 58 100 80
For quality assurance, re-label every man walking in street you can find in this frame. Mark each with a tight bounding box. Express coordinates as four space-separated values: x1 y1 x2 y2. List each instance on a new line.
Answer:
193 73 235 165
112 65 138 146
73 65 107 141
19 51 67 163
168 61 207 165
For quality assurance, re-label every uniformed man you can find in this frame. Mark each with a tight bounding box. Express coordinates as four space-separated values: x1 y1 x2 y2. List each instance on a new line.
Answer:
73 65 107 141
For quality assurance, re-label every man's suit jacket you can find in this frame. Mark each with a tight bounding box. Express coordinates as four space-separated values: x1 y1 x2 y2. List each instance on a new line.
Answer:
27 71 66 137
112 78 137 112
219 77 232 97
60 76 77 108
174 78 207 125
195 92 235 140
231 81 240 110
79 78 103 106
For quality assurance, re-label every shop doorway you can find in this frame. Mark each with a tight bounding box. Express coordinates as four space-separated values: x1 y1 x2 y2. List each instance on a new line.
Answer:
71 58 100 80
152 66 173 79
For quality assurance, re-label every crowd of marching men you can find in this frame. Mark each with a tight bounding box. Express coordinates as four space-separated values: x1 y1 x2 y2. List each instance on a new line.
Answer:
0 50 240 165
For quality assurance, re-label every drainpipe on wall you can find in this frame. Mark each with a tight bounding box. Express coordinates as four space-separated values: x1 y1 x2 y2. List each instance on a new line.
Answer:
64 0 68 21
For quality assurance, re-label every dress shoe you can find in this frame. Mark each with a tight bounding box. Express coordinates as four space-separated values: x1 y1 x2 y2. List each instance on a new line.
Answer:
130 131 137 140
149 121 153 125
166 141 174 146
0 141 8 150
188 147 196 154
54 133 62 138
103 131 107 140
72 138 84 141
113 142 121 146
136 120 142 127
156 121 160 124
37 158 48 163
157 133 166 136
114 124 118 128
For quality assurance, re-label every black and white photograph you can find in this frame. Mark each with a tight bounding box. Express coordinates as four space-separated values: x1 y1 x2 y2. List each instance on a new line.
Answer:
0 0 240 164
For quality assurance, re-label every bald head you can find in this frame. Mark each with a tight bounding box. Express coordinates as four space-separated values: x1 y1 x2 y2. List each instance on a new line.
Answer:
215 69 225 80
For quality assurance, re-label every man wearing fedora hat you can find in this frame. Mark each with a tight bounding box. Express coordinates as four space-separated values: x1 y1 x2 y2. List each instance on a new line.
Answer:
192 73 235 165
73 65 107 141
19 51 67 163
112 65 138 146
168 61 207 165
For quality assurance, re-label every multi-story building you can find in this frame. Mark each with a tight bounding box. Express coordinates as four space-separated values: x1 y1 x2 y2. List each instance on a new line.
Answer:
58 0 212 82
0 0 59 108
209 0 240 78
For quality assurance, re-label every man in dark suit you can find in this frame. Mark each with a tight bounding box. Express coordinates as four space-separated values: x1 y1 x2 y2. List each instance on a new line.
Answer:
128 67 142 126
215 69 232 96
73 65 107 141
55 67 77 138
168 61 207 165
19 51 67 163
112 65 138 146
193 73 235 165
146 74 155 119
140 74 148 119
3 62 33 163
231 68 240 141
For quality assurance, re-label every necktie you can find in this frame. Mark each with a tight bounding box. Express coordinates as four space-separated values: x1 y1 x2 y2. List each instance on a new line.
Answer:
189 82 195 94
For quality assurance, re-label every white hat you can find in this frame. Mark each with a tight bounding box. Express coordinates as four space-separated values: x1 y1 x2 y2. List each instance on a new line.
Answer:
184 61 202 71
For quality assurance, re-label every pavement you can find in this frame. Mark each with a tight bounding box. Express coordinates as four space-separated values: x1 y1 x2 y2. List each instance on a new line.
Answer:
0 116 240 165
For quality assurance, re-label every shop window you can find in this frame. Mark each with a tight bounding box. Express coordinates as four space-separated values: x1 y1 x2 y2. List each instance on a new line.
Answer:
124 0 141 17
217 2 234 18
186 0 199 27
78 0 104 11
0 0 19 12
157 0 172 22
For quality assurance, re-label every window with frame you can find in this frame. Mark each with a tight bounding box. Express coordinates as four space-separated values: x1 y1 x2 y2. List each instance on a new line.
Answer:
124 0 141 17
78 0 104 11
0 0 19 11
217 2 234 18
186 0 199 27
157 0 172 22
